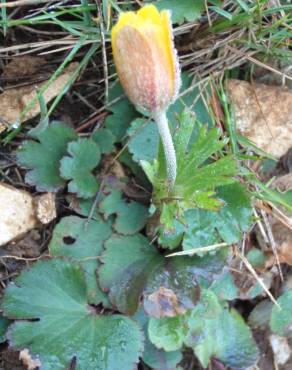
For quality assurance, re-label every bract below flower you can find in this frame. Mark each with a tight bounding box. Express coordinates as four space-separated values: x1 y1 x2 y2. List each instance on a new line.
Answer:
111 4 180 113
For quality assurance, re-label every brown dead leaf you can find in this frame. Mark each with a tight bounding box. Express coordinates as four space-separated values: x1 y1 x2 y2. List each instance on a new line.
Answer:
1 56 46 80
0 62 79 132
226 80 292 157
144 286 198 318
19 349 41 370
0 183 56 246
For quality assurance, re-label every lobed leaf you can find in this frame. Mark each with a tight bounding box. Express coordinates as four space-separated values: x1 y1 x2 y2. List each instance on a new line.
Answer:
49 215 112 305
149 290 259 369
99 186 148 235
92 128 116 154
99 234 228 317
159 183 252 250
60 138 100 198
186 294 259 369
17 122 77 192
3 260 143 370
142 110 240 239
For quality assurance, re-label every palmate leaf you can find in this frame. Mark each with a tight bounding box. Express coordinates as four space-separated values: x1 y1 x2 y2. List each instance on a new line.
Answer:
3 259 143 370
71 184 149 236
49 215 112 306
98 233 228 317
60 138 101 198
142 110 237 233
159 183 252 250
17 122 77 192
148 290 259 369
99 186 149 235
173 110 236 198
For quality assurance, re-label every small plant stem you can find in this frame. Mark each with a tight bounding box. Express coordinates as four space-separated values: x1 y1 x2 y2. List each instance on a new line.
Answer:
153 110 177 188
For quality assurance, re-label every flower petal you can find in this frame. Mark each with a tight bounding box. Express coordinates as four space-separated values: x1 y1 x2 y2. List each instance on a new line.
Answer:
111 5 180 112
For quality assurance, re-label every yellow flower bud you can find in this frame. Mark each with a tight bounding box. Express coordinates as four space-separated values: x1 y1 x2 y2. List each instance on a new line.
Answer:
111 4 180 113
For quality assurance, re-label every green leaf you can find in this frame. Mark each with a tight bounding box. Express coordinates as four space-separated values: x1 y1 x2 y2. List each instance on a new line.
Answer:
159 183 252 250
134 309 182 369
174 112 236 197
185 291 258 369
154 0 205 24
127 119 159 163
17 122 77 192
92 128 116 154
49 215 112 305
246 248 267 268
60 138 100 198
99 186 148 235
148 315 187 352
105 82 138 141
145 111 240 240
0 316 10 343
270 291 292 336
3 259 143 370
99 234 227 316
248 300 273 330
210 271 238 301
149 290 258 369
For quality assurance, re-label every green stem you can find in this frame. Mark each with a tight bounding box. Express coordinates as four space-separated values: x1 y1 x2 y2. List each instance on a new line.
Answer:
153 110 177 188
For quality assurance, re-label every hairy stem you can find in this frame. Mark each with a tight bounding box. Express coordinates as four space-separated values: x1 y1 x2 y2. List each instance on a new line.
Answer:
153 110 177 188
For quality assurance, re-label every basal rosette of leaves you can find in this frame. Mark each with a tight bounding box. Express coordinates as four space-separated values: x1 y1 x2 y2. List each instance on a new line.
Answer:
9 63 259 368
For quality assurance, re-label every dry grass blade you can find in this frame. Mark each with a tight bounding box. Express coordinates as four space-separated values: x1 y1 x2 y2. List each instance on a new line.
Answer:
0 0 55 8
268 202 292 231
235 248 280 308
166 242 228 257
95 0 109 103
226 46 292 83
260 209 284 282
